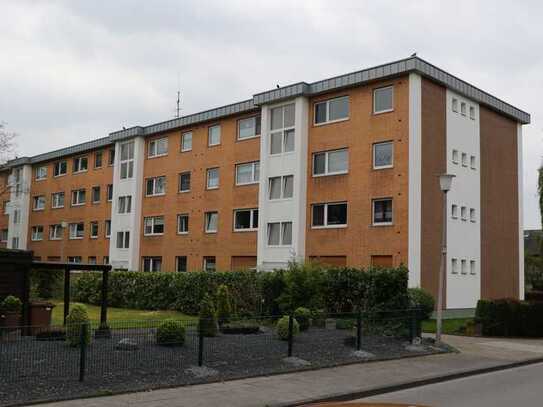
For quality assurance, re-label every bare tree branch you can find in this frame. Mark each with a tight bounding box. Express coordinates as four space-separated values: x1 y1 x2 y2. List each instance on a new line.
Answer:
0 121 17 165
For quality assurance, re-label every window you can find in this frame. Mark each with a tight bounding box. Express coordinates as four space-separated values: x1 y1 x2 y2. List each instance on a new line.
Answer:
206 168 219 189
107 184 113 201
461 259 467 274
181 132 192 152
90 221 99 238
146 176 166 196
69 223 84 239
103 256 110 265
71 189 86 206
451 204 458 219
94 151 103 168
35 166 47 180
13 209 20 224
268 175 293 200
460 102 466 116
313 149 348 176
177 214 189 234
235 161 260 185
53 161 67 177
12 237 19 249
68 256 82 264
108 148 115 166
3 200 8 214
116 231 130 249
470 208 476 223
452 98 458 112
49 224 63 240
470 260 476 275
451 258 458 274
88 256 97 265
203 257 216 272
205 212 218 233
208 125 221 146
312 202 347 228
373 142 393 169
176 256 188 272
373 86 394 114
470 155 476 170
73 156 88 173
267 222 292 246
314 96 349 124
461 152 467 167
234 208 258 231
144 216 165 235
31 226 44 241
461 206 467 221
120 141 134 179
118 195 132 214
270 103 295 155
105 220 111 238
143 257 162 272
469 106 475 120
148 138 168 158
238 116 261 140
0 229 7 242
92 186 101 203
178 172 191 192
33 195 45 211
452 149 459 164
372 199 393 225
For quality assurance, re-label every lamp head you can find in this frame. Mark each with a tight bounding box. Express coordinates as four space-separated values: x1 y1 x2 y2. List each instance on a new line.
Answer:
439 174 455 192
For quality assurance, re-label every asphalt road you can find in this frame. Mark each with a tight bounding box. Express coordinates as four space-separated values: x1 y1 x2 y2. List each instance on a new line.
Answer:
354 362 543 406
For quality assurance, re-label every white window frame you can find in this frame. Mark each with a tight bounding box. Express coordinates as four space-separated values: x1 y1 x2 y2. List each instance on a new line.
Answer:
116 231 130 249
142 256 162 272
148 137 168 158
372 141 394 170
73 156 88 173
235 161 260 185
71 189 86 206
312 149 348 177
177 213 189 234
314 96 350 125
181 132 193 152
451 204 458 219
68 256 82 264
146 176 166 196
373 86 394 114
119 141 134 180
105 220 111 238
178 171 191 193
31 225 44 241
269 103 295 156
208 125 221 146
49 224 63 240
238 116 261 140
311 202 348 229
33 195 46 211
53 160 67 177
266 221 293 247
372 198 393 226
90 221 99 239
143 216 165 236
118 195 132 214
206 168 220 190
68 223 84 240
107 184 113 202
35 166 47 180
203 256 216 272
13 209 20 224
268 175 294 200
204 211 218 233
233 208 258 232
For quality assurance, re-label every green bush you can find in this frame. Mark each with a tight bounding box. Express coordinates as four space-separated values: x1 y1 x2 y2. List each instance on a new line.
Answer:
276 315 300 340
156 319 186 346
335 318 355 330
1 295 22 313
216 284 232 325
65 304 91 347
294 307 311 331
198 295 218 337
311 309 327 328
475 299 543 337
277 262 325 313
32 269 63 299
220 321 260 335
408 287 435 320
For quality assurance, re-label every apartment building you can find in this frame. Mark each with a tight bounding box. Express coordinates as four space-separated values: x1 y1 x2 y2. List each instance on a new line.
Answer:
0 56 530 309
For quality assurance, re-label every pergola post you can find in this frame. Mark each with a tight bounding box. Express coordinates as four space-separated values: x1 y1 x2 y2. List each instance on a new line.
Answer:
95 268 111 338
63 266 71 326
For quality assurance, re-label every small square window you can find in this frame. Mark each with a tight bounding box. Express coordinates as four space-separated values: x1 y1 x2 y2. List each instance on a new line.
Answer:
451 258 458 274
233 208 258 231
31 226 44 241
452 98 458 112
144 216 165 235
461 206 467 221
451 204 458 219
69 223 84 239
470 208 476 223
35 166 47 180
470 155 476 170
461 259 467 274
73 156 88 173
33 195 46 211
143 257 162 272
373 86 394 114
469 106 475 120
460 102 466 116
470 260 476 275
452 149 459 164
461 152 468 167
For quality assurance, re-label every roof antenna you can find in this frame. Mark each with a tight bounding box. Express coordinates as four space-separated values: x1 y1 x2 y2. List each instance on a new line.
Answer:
175 73 182 118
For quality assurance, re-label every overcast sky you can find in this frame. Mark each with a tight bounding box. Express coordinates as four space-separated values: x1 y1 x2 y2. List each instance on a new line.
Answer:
1 0 541 228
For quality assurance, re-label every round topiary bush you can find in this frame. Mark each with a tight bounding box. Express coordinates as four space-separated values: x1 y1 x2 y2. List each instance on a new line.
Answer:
66 304 91 347
1 295 22 313
294 307 311 331
408 287 435 320
198 295 218 337
156 319 186 346
216 284 232 326
276 315 299 340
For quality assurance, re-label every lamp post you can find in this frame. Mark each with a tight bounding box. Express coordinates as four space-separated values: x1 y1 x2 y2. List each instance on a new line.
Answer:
436 174 455 344
60 221 68 262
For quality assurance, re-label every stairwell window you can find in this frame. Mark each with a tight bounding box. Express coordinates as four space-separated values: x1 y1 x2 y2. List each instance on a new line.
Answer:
461 206 467 221
461 259 467 274
470 260 476 275
120 141 134 179
312 202 348 228
146 176 166 196
238 116 261 140
270 103 295 155
373 86 394 114
144 216 164 236
461 152 468 167
116 231 130 249
118 195 132 214
235 161 259 185
313 149 348 176
452 98 458 113
470 155 476 170
314 96 349 125
269 175 293 200
148 137 168 158
267 222 292 246
470 208 476 223
69 223 84 239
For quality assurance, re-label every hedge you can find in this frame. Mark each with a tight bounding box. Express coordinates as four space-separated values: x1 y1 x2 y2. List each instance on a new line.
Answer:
72 264 409 316
475 299 543 337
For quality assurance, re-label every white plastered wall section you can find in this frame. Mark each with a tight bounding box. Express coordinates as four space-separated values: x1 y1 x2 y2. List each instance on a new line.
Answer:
407 73 422 288
6 165 32 250
518 124 525 300
108 136 145 271
257 97 309 270
446 89 481 309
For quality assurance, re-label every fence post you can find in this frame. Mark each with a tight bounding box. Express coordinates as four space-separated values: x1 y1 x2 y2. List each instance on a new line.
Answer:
198 324 204 367
79 323 88 382
356 310 362 351
287 314 293 357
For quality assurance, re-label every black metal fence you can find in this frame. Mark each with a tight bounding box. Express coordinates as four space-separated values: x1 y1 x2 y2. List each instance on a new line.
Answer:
0 310 426 387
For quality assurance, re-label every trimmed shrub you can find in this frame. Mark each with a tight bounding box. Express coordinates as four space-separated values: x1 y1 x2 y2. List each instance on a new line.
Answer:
216 284 232 325
276 315 299 340
294 307 311 331
408 288 435 320
220 321 260 335
65 304 91 347
335 319 355 330
475 299 543 337
277 262 325 313
198 295 218 337
156 319 186 346
32 269 63 299
0 295 22 313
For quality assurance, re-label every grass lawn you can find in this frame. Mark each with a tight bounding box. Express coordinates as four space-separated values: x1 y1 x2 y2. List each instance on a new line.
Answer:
51 300 195 326
422 318 472 335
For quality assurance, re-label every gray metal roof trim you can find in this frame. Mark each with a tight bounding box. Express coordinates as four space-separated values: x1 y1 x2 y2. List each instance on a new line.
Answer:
28 136 113 164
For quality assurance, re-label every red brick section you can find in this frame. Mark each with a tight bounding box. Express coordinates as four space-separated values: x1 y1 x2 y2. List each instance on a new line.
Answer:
0 170 9 248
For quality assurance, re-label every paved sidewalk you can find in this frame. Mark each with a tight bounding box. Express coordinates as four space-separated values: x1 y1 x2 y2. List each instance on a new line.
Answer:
37 335 543 407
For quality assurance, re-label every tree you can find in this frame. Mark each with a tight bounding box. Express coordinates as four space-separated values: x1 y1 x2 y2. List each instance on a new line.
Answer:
0 122 17 165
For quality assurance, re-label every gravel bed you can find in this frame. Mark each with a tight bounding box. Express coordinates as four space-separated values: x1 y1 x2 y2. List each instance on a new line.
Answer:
0 326 448 406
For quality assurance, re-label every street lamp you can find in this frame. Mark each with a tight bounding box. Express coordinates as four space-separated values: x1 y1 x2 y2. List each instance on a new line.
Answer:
436 174 455 344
